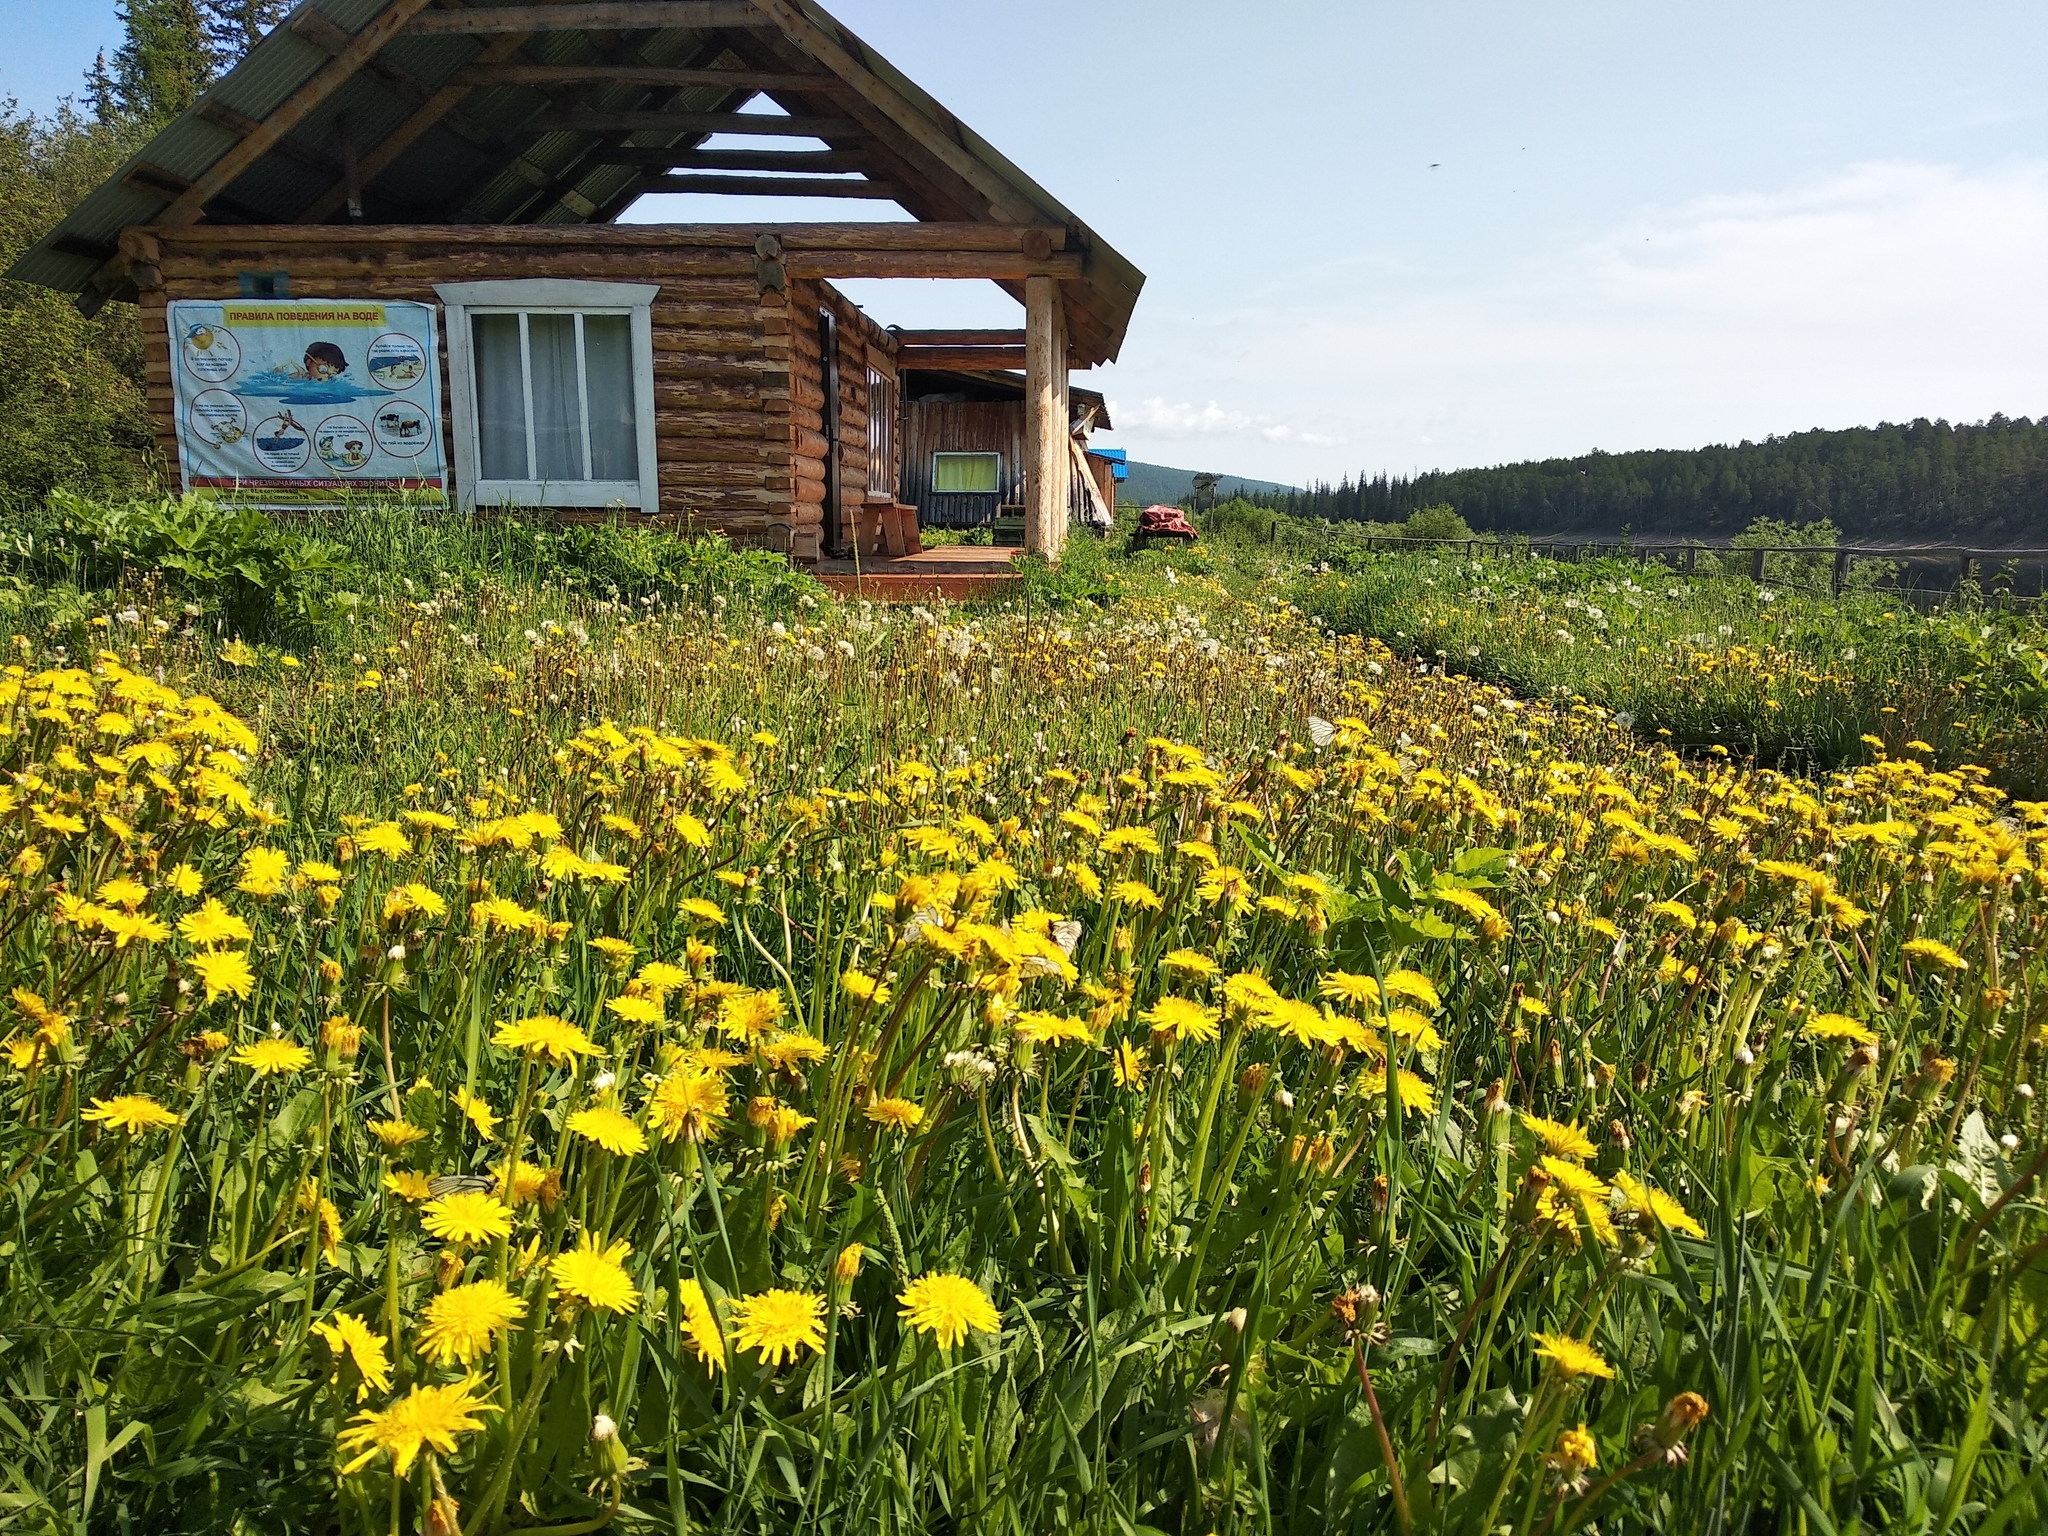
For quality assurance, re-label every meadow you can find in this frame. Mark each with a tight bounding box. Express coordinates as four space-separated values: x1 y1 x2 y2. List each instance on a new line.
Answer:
0 496 2044 1535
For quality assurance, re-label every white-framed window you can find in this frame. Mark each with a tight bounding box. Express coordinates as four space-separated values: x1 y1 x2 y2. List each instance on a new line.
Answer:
932 451 1000 494
865 366 896 502
436 279 659 512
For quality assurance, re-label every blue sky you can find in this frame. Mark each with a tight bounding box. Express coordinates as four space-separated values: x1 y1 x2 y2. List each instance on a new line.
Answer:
13 1 2048 485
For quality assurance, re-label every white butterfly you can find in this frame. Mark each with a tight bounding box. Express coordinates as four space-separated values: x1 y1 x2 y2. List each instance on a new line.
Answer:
1307 716 1337 748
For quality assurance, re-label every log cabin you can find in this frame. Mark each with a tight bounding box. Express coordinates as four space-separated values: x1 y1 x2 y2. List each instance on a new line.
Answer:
11 0 1143 564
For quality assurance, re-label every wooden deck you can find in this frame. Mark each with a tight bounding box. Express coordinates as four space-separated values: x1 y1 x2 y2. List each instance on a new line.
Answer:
811 544 1024 601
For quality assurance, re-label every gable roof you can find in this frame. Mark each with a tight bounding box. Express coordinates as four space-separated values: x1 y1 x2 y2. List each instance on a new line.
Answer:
12 0 1142 365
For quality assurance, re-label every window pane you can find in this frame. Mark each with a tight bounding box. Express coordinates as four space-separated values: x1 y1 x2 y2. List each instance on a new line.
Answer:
528 313 583 482
472 314 527 480
583 314 637 483
933 452 999 493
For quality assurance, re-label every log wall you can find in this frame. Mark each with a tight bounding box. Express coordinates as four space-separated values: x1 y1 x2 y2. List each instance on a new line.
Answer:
128 226 900 550
784 276 898 544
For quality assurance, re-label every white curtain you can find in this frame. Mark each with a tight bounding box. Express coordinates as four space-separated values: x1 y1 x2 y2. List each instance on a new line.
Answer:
472 311 638 485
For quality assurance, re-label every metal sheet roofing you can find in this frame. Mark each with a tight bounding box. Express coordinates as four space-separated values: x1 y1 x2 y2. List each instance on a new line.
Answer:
12 0 1142 363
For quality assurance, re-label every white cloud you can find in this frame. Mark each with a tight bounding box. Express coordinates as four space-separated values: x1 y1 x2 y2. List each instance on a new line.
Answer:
1111 397 1344 449
1094 160 2048 484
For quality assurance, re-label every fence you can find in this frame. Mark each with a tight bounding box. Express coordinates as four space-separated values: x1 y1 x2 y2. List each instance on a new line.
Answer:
1343 535 2048 601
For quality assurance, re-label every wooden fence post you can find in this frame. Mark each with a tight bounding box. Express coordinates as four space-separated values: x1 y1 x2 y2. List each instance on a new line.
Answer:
1750 548 1766 583
1685 545 1697 575
1831 549 1849 596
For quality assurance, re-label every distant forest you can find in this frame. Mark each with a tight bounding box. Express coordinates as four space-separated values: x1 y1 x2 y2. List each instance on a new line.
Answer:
1246 416 2048 543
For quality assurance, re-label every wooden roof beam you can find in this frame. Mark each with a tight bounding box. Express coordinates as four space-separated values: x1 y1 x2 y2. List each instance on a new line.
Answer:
463 37 747 223
531 109 855 136
454 62 840 91
894 329 1026 345
596 146 864 170
898 346 1028 369
298 32 534 223
714 27 988 222
406 3 772 35
743 0 1043 225
635 172 897 197
144 0 440 230
290 8 494 149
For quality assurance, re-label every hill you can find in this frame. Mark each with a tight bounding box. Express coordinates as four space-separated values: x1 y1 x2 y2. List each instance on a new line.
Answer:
1252 416 2048 543
1118 461 1297 507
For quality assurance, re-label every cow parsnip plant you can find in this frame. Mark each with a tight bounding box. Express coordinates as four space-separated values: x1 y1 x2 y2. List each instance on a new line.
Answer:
0 567 2044 1536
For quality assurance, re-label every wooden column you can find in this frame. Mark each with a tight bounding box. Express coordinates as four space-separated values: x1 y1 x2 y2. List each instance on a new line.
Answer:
1025 275 1065 560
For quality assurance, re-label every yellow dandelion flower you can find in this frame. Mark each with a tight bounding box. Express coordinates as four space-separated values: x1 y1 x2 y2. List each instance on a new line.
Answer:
730 1287 826 1366
1804 1012 1877 1046
1159 952 1217 983
419 1279 524 1367
841 970 893 1005
1612 1171 1707 1239
1140 995 1219 1044
383 1169 433 1202
865 1096 924 1133
191 949 256 1003
1521 1111 1597 1161
648 1067 729 1144
606 993 665 1025
1531 1332 1616 1381
82 1094 180 1133
450 1088 500 1140
369 1119 428 1150
566 1105 648 1156
491 1014 600 1065
1110 1038 1148 1090
897 1272 1002 1350
679 1278 726 1373
310 1312 392 1401
1319 971 1382 1007
236 847 290 897
232 1038 309 1075
552 1236 638 1314
1381 970 1440 1010
338 1378 496 1477
421 1190 514 1246
1901 937 1967 971
717 988 787 1042
1013 1011 1096 1046
1110 879 1164 910
354 822 413 859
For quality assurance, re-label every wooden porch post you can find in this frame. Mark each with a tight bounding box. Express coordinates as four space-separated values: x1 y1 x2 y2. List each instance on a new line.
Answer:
1025 274 1065 560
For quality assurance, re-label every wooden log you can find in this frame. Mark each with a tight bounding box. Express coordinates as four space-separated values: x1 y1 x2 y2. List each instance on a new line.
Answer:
407 4 771 34
598 147 867 171
142 0 440 230
742 0 1048 226
147 221 1066 253
299 31 533 223
1024 274 1064 559
894 329 1028 346
534 109 858 136
899 346 1028 370
456 63 839 91
637 174 901 199
792 479 827 505
784 251 1082 281
651 409 770 434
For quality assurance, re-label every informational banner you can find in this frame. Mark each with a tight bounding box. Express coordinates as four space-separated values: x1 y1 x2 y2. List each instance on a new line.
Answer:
167 297 446 507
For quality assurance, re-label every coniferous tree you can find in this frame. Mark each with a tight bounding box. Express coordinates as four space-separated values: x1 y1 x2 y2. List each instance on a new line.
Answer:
106 0 210 126
200 0 289 72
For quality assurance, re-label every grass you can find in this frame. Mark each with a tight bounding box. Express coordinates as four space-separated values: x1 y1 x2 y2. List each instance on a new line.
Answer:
0 495 2044 1535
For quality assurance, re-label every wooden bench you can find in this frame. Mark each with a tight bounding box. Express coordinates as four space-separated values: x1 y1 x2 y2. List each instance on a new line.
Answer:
849 503 923 557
